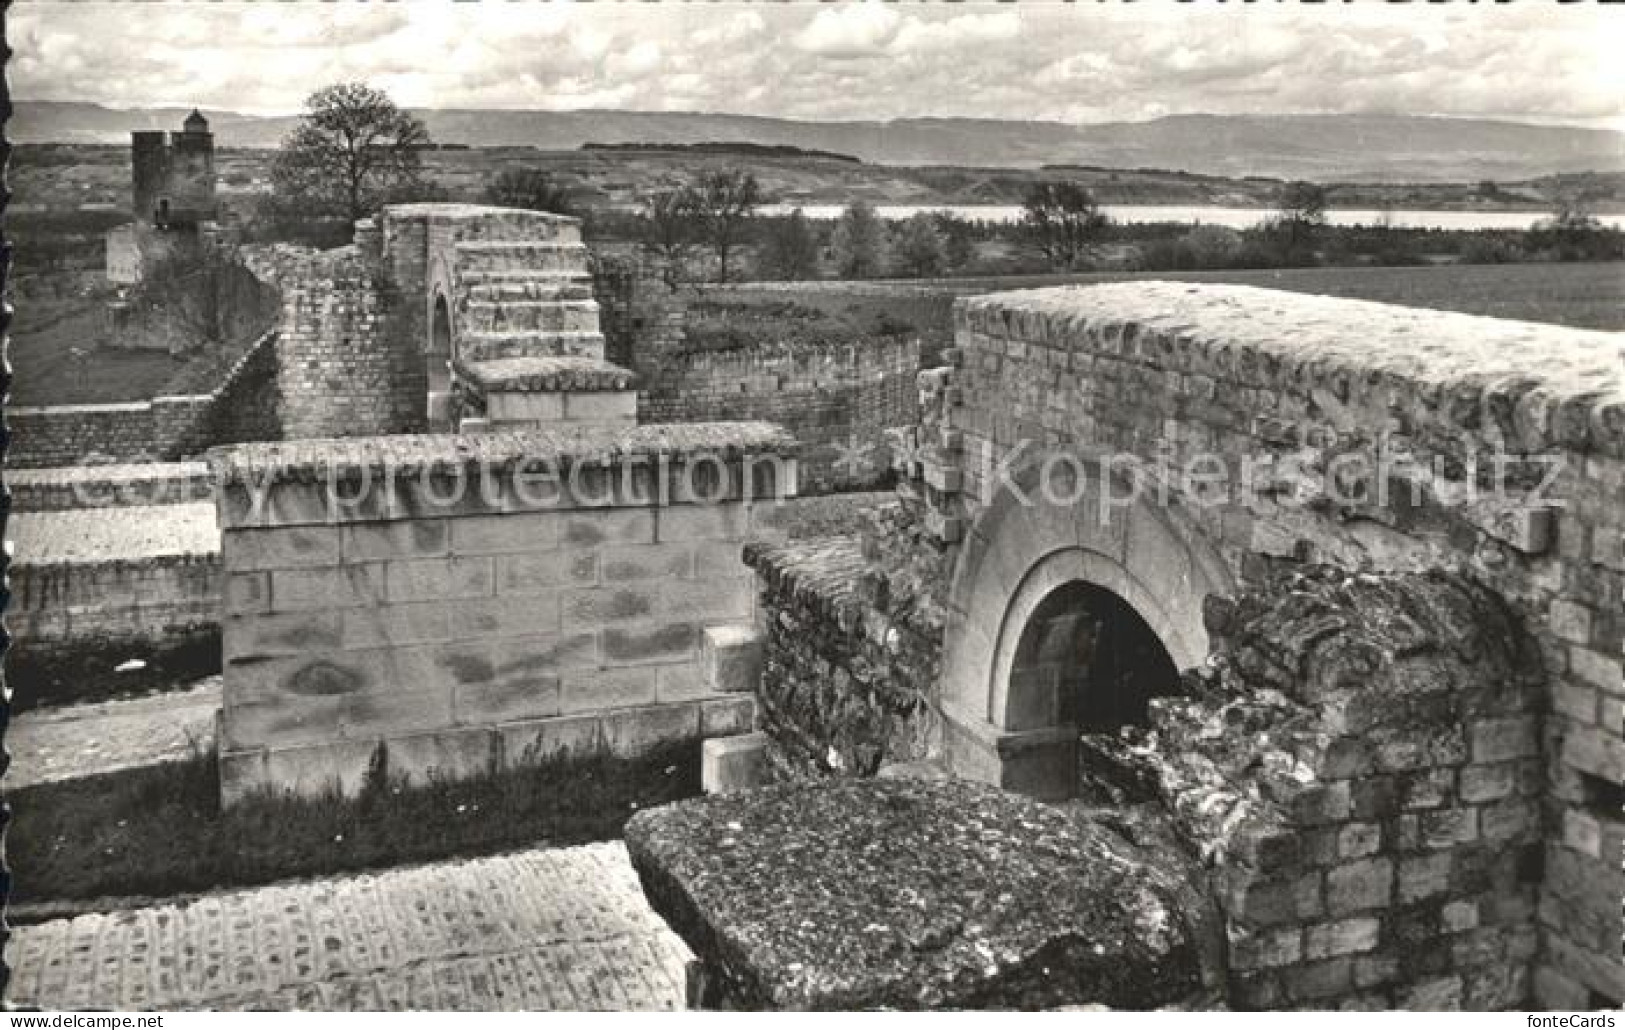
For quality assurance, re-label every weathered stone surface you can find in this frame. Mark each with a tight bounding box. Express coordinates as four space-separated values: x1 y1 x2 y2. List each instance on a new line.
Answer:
624 777 1204 1010
1148 566 1549 1010
743 526 944 781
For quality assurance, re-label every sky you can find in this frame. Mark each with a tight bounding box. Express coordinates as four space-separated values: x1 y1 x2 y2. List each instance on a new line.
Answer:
11 1 1625 130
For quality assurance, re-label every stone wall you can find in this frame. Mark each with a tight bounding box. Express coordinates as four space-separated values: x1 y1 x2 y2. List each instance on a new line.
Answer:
6 550 221 709
247 243 424 440
640 341 919 494
1151 567 1547 1010
927 283 1623 1008
210 424 795 805
588 270 921 493
7 323 283 469
9 553 219 651
742 506 944 780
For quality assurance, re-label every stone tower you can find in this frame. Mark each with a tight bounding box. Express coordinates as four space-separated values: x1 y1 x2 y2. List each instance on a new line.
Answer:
131 109 217 228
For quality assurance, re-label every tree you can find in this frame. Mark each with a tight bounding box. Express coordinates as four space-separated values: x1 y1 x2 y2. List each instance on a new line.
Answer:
759 209 821 281
830 201 889 279
269 82 432 227
935 212 977 272
484 167 575 216
893 211 948 278
1527 187 1619 261
1020 181 1108 270
642 187 703 290
1259 180 1329 262
1179 224 1244 268
691 169 762 283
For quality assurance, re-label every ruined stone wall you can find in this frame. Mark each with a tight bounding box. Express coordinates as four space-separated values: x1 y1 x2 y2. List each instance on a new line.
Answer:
640 340 918 494
589 270 920 492
742 505 944 780
248 244 424 440
210 425 793 805
1148 568 1547 1010
7 323 283 469
933 283 1624 1008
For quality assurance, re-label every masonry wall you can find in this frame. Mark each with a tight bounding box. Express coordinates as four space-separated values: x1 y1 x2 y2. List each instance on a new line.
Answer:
1151 568 1548 1010
931 283 1624 1008
6 553 222 709
249 244 424 440
742 506 944 781
210 428 794 805
589 269 921 493
9 554 219 648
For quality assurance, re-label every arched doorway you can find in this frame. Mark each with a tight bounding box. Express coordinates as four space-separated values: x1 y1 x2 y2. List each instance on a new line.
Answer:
1007 581 1181 738
938 456 1237 799
428 294 453 429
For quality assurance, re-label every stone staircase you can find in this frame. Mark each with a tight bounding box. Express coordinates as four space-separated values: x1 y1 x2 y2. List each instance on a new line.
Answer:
446 230 632 433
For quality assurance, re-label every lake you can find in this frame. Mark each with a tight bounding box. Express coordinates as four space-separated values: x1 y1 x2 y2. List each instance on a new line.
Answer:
758 203 1625 231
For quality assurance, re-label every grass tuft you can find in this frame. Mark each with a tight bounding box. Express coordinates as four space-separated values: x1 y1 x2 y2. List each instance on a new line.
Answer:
8 739 699 905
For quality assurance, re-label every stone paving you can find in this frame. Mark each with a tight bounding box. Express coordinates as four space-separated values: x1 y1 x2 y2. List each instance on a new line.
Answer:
4 843 693 1011
5 678 222 791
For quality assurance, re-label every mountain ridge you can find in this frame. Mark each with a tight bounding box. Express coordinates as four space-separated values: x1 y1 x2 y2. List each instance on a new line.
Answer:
12 102 1623 182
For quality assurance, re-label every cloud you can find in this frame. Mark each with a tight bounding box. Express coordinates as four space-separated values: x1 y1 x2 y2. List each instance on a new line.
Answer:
6 1 1620 131
792 3 903 59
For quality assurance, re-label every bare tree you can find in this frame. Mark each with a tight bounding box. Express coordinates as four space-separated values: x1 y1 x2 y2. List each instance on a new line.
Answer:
692 169 762 283
270 82 432 226
1020 182 1108 270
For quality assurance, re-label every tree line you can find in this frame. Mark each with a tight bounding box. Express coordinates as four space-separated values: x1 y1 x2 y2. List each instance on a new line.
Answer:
251 82 1625 280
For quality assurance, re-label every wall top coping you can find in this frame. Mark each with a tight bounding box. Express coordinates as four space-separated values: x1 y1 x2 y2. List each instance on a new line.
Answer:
961 282 1625 451
456 355 637 393
7 461 209 486
9 401 158 416
207 422 799 488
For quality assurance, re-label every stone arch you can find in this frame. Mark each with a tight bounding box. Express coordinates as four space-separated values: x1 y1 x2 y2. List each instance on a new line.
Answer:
939 455 1236 798
427 291 453 429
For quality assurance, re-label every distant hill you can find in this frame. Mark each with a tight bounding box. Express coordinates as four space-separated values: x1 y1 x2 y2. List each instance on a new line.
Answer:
13 102 1623 182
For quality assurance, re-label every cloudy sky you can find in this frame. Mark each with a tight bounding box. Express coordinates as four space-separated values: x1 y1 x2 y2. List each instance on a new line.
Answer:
12 1 1625 129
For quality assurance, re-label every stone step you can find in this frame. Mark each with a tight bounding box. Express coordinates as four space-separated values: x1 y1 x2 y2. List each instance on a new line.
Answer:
463 276 597 305
453 241 589 275
461 298 601 334
453 217 582 246
701 732 769 795
459 329 606 362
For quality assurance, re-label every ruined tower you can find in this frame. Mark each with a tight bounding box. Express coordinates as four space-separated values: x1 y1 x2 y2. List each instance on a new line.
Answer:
131 109 217 228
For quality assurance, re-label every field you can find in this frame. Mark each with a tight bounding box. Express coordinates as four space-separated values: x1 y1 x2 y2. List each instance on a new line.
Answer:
899 261 1625 333
9 262 1618 409
7 299 191 407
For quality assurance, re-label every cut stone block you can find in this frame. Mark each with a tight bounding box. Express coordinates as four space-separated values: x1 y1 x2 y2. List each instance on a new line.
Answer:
701 624 763 694
701 732 768 794
624 777 1206 1010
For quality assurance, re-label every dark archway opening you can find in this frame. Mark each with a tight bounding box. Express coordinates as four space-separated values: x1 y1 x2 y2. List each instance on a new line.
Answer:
429 295 453 428
1008 582 1181 792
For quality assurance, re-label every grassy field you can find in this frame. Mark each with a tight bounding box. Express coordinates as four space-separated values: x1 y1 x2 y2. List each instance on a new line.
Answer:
8 740 699 909
903 261 1625 333
7 300 191 407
